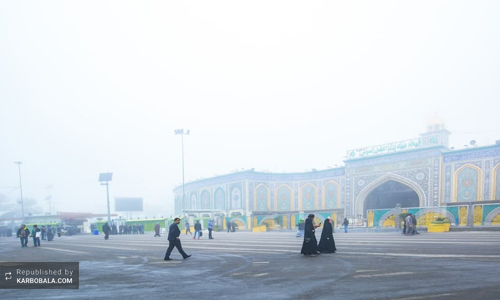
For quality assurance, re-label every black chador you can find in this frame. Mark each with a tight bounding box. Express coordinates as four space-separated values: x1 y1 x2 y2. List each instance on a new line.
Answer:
300 214 319 256
317 218 337 253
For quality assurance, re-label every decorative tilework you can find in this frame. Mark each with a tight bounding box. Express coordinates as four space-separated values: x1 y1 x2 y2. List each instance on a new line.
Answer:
300 184 316 210
484 161 491 200
324 182 339 209
443 148 500 163
433 158 440 206
444 166 452 203
230 183 243 209
214 188 225 210
276 185 293 211
201 190 210 209
494 163 500 200
255 184 269 211
190 193 197 209
456 167 480 202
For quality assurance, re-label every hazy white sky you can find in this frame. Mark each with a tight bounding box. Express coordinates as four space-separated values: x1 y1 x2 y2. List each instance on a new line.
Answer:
1 1 499 217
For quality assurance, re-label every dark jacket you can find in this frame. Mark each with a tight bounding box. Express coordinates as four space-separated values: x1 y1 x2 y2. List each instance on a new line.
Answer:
194 222 202 231
103 224 111 234
17 227 30 238
168 223 181 242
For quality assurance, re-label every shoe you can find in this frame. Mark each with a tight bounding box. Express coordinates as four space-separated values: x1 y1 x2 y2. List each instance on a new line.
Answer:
164 258 173 261
198 238 200 240
193 237 195 239
184 255 191 259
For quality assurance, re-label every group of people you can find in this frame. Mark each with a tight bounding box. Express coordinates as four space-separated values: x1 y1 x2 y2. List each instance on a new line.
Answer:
403 213 420 235
99 222 146 240
297 217 349 237
0 226 13 237
300 214 337 256
184 219 215 239
17 224 61 248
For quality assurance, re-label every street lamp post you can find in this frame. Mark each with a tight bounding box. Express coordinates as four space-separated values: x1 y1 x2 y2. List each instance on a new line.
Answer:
174 129 190 217
14 161 24 221
99 173 113 223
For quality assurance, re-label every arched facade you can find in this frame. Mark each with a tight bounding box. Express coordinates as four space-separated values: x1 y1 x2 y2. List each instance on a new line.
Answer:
454 164 482 202
355 173 426 218
254 184 270 211
173 136 500 222
299 183 317 210
323 181 340 209
214 188 225 210
275 184 293 211
200 190 211 209
493 163 500 200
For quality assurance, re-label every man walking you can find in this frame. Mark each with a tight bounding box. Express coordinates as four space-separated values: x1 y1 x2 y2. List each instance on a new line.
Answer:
342 218 349 233
103 222 111 240
194 220 202 240
207 219 214 239
296 219 305 237
405 214 414 236
17 224 30 248
154 222 161 237
32 225 41 247
41 226 47 241
184 220 192 235
164 218 191 261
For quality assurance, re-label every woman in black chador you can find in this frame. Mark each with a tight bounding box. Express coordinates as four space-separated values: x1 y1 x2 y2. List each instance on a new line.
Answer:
300 214 321 256
318 217 337 253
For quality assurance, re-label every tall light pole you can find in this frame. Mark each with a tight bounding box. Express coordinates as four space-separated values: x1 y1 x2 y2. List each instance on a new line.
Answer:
99 173 113 223
175 129 189 217
14 161 24 221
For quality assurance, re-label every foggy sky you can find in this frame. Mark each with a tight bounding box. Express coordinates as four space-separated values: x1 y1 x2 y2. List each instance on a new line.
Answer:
1 1 499 217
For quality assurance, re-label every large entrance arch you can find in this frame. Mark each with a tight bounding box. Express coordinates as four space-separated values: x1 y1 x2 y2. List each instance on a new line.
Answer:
363 180 419 216
355 173 426 218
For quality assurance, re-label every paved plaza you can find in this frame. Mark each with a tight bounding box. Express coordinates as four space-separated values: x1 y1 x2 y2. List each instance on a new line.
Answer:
1 230 500 300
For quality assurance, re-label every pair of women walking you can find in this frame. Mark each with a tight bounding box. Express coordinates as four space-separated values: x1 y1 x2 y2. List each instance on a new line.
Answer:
300 214 336 256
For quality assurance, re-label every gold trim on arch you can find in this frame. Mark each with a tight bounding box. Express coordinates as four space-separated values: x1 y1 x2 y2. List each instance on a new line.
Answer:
299 183 318 210
322 180 341 209
254 184 270 211
454 164 483 202
274 184 294 211
492 163 500 200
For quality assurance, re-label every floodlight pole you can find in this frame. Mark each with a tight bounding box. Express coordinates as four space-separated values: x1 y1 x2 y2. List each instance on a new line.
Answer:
99 173 113 224
15 162 24 221
175 129 189 217
106 180 111 223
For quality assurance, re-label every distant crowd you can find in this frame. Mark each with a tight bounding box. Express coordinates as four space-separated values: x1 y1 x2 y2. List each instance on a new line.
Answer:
91 223 146 235
16 223 79 248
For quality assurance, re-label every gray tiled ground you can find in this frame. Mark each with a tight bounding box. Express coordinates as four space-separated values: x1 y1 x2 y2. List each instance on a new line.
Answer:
1 230 499 300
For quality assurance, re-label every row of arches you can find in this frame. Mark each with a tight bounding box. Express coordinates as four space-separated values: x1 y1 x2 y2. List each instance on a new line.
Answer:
176 188 227 212
253 181 341 212
453 163 500 201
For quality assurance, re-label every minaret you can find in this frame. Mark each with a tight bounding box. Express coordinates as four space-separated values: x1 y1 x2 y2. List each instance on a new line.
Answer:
420 115 451 149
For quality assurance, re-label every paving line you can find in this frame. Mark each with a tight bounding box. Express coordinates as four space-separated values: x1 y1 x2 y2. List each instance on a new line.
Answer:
398 292 460 300
353 271 414 278
340 251 500 259
254 273 268 277
38 247 89 254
